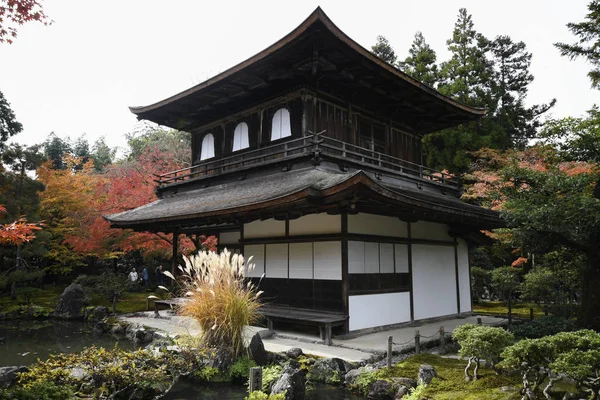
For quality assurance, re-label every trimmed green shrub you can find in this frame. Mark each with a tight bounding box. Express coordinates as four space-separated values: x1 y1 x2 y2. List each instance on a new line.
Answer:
511 315 576 339
0 381 73 400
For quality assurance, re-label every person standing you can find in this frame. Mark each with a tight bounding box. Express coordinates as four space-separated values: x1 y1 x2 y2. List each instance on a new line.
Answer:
142 266 149 289
156 265 164 286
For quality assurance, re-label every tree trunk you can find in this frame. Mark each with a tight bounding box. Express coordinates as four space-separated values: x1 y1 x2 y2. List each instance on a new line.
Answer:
579 248 600 330
508 291 513 328
112 294 117 314
465 357 473 381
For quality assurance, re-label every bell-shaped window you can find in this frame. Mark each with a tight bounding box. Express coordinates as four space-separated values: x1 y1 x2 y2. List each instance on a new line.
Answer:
232 122 250 152
200 133 215 160
271 108 291 141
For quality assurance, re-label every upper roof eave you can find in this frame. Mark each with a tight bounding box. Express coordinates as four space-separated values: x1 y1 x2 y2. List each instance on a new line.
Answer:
128 7 486 119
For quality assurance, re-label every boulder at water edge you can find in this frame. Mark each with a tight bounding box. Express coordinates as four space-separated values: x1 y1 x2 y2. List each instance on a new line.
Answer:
52 283 86 319
0 366 28 387
367 380 394 400
271 364 306 400
308 357 347 384
248 332 269 366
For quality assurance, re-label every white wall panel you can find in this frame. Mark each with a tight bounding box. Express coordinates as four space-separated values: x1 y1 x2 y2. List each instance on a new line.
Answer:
266 243 288 278
244 219 285 238
314 241 341 280
244 244 264 278
410 221 451 241
380 243 394 273
219 231 240 245
348 240 365 274
364 242 380 273
457 239 472 313
348 213 407 237
289 214 341 235
412 244 458 319
289 242 313 279
394 244 409 273
349 292 411 331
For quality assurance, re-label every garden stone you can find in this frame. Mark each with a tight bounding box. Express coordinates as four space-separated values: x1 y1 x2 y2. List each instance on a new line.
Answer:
395 385 410 399
309 358 346 384
0 366 28 387
285 347 303 359
207 347 234 371
417 364 438 385
248 332 269 366
110 323 125 335
345 365 374 385
367 379 394 400
271 364 306 400
52 283 86 319
92 306 109 321
391 377 417 389
93 320 108 335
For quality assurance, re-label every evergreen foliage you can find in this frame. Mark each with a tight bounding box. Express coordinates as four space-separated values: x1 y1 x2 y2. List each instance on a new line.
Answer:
371 35 397 65
398 31 438 87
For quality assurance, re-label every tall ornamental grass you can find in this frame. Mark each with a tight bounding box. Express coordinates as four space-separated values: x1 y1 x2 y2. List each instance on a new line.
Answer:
176 249 263 357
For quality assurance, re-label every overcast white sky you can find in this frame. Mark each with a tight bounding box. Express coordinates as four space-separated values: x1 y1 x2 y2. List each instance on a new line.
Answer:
1 0 598 155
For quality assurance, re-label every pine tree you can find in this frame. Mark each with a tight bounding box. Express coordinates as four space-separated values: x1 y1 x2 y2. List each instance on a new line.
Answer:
398 31 439 87
555 0 600 89
424 8 494 172
371 35 397 65
490 35 555 149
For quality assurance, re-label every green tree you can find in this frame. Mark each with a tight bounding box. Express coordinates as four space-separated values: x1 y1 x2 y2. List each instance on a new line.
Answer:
452 324 514 381
126 123 190 166
91 136 115 171
489 35 555 149
0 90 23 152
555 0 600 89
491 266 521 326
371 35 397 65
398 31 438 87
42 133 71 170
423 8 495 172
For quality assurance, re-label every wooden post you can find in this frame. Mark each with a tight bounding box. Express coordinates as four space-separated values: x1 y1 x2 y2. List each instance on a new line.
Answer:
249 367 262 393
415 330 421 354
439 326 446 354
477 317 482 325
530 308 534 321
387 336 393 369
171 232 178 287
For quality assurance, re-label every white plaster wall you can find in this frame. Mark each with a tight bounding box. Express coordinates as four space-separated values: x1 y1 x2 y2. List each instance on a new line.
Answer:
289 214 341 235
244 219 285 238
457 239 472 313
394 244 409 273
412 244 458 319
313 241 341 280
348 241 365 274
380 243 394 273
410 221 452 241
364 242 379 273
266 243 288 278
289 242 313 279
244 244 264 278
219 231 240 245
348 213 408 237
349 292 411 331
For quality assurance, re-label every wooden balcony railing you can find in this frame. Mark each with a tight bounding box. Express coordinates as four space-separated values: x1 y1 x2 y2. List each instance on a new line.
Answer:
155 132 459 190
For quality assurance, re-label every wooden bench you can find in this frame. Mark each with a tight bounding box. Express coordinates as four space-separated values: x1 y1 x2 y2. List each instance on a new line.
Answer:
148 298 188 316
259 305 348 345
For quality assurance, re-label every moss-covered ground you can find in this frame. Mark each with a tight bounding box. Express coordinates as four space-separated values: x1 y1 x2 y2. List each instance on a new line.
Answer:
473 301 545 319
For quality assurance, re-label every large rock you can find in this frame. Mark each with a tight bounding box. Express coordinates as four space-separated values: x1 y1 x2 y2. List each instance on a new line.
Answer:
391 377 417 389
0 366 28 387
285 347 303 359
367 379 394 400
417 364 438 385
52 283 86 319
395 386 410 399
309 357 346 384
271 364 306 400
345 365 375 386
248 332 269 366
206 347 234 371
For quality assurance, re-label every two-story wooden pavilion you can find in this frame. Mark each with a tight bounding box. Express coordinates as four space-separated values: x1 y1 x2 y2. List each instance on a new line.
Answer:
106 8 501 335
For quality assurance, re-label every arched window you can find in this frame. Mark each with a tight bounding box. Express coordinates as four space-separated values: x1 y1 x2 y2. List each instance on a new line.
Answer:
200 133 215 161
232 122 250 152
271 108 291 141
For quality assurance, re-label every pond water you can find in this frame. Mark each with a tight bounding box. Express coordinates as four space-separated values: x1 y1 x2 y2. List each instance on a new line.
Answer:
0 320 138 367
1 320 365 399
